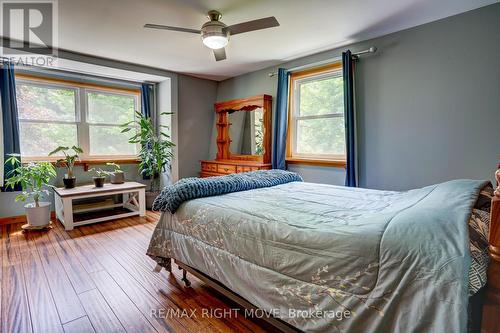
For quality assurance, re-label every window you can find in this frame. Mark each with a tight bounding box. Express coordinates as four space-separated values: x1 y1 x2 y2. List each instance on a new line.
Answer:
87 91 137 156
16 76 140 160
17 82 79 157
287 63 346 166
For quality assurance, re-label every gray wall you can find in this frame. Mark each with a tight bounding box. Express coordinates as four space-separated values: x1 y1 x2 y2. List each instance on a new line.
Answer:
215 3 500 190
157 78 177 186
177 75 218 179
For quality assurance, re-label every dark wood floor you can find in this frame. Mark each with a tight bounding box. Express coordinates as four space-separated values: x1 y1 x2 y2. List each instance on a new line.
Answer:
0 212 276 333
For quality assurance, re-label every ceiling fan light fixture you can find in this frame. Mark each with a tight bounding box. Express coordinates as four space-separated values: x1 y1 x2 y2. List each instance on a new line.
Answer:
144 9 279 61
202 35 228 49
201 18 229 50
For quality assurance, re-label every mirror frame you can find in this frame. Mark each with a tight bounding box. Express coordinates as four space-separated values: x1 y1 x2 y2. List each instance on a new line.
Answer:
215 94 272 163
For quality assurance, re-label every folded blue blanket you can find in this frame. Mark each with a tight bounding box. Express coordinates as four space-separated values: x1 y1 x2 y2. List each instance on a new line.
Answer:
152 169 303 213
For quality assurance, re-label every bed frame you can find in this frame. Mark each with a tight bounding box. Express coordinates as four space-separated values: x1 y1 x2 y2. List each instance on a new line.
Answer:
482 170 500 332
160 169 500 332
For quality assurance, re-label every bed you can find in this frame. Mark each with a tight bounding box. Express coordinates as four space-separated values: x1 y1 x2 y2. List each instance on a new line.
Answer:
147 170 500 333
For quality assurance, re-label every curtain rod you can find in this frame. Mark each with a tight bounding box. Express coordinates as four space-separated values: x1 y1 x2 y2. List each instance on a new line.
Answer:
268 46 377 77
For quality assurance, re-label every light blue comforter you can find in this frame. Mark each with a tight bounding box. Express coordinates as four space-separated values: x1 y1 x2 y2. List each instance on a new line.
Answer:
148 179 487 332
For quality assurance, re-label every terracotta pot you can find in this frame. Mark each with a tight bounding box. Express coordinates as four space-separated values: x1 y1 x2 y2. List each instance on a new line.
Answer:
63 177 76 189
93 176 106 188
146 191 159 209
25 202 51 227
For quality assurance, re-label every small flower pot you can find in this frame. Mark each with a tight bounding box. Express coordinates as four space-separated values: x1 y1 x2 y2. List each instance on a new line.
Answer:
93 176 106 188
110 172 125 184
25 202 51 227
63 177 76 189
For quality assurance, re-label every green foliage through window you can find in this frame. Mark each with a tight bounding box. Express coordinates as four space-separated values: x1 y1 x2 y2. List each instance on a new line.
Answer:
292 71 345 157
16 79 141 158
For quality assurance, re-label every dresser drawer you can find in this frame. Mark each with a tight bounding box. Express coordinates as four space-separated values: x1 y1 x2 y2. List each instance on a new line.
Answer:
217 164 236 174
201 160 271 176
238 166 257 173
201 163 217 172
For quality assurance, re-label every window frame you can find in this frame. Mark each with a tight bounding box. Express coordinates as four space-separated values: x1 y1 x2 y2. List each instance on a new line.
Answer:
15 74 141 163
286 62 347 167
84 88 141 159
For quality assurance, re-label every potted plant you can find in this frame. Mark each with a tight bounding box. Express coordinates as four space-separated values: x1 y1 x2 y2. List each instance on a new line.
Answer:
121 111 174 209
4 155 57 227
48 145 83 189
88 168 108 188
106 162 125 184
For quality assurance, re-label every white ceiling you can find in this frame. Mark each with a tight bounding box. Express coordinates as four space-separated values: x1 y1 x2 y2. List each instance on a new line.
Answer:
50 0 500 80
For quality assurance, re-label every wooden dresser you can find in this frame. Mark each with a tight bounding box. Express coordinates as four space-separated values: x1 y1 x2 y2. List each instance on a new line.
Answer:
200 160 272 178
201 94 273 178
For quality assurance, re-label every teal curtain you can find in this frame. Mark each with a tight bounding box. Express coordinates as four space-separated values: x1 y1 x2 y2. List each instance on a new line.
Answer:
342 50 357 187
1 62 21 191
141 83 152 119
272 68 289 170
140 83 153 180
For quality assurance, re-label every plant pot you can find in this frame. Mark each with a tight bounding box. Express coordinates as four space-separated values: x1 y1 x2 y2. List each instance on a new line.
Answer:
110 172 125 184
93 176 106 188
25 202 51 227
146 191 160 210
63 177 76 189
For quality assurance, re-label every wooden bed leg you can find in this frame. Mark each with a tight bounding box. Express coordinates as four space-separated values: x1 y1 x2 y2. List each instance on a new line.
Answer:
181 269 191 287
483 169 500 333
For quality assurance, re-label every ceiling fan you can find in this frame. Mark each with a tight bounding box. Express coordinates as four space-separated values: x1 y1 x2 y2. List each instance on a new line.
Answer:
144 10 279 61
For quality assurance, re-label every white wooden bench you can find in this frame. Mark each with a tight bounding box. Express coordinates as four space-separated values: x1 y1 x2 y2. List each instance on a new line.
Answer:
54 182 146 230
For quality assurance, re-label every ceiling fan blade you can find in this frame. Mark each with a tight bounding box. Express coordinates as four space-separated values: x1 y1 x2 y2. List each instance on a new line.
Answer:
213 48 226 61
227 16 279 35
144 24 201 34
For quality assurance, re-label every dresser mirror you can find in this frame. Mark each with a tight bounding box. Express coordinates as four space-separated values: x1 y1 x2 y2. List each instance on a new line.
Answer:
199 95 272 177
228 108 264 156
